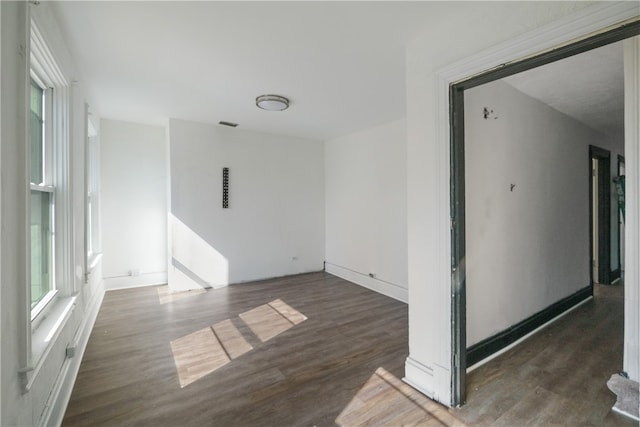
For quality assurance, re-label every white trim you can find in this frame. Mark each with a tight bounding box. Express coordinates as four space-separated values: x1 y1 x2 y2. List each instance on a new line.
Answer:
403 356 435 399
84 104 101 284
52 83 72 295
0 1 4 418
20 15 74 393
325 262 407 303
612 405 640 423
405 2 640 407
623 36 640 384
87 116 97 138
83 102 89 283
30 183 53 192
41 281 105 427
19 0 33 381
21 296 76 391
30 23 67 88
30 288 58 324
104 271 168 291
441 3 640 85
166 125 174 291
87 252 102 273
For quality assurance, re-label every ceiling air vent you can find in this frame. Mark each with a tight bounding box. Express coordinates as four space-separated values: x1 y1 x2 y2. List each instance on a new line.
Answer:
219 121 238 128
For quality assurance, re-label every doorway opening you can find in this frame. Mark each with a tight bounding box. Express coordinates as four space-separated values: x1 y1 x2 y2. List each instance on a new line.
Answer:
590 145 612 286
449 21 639 406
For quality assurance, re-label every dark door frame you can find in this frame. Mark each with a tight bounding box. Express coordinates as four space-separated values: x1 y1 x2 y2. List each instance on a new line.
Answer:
449 21 639 406
589 145 611 286
616 155 625 280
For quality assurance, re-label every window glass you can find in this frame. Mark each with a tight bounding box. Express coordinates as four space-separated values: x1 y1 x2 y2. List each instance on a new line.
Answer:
30 189 52 308
30 79 44 185
30 76 54 311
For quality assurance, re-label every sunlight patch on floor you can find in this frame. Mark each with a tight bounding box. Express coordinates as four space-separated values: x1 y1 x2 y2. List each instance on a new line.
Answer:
171 299 305 388
157 285 206 305
170 327 230 388
335 367 467 426
239 299 307 342
170 320 252 388
212 319 253 359
269 298 307 325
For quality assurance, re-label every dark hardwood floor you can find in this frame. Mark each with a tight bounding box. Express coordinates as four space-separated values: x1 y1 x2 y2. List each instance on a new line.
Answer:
454 282 636 427
63 272 459 426
63 273 634 426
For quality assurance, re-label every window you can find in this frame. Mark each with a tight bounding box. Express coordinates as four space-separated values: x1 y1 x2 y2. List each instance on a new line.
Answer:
20 9 77 393
29 76 56 315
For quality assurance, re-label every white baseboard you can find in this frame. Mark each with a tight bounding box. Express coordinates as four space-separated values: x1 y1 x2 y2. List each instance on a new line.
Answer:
104 272 167 291
403 356 436 399
403 356 453 406
325 263 407 303
43 281 105 427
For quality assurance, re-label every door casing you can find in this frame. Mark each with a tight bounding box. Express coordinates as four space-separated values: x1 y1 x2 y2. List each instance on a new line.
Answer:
589 145 612 286
449 20 639 406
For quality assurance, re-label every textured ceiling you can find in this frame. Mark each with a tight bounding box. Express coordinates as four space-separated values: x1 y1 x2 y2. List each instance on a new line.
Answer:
504 41 624 139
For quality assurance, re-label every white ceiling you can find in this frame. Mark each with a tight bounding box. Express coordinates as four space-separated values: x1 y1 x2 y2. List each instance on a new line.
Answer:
51 1 452 141
504 41 624 139
51 2 624 142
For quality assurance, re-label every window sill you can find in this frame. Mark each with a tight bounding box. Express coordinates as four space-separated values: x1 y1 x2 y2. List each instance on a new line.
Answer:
21 295 76 392
31 289 58 326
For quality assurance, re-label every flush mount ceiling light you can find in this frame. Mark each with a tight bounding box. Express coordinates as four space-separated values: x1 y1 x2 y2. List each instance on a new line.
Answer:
256 94 289 111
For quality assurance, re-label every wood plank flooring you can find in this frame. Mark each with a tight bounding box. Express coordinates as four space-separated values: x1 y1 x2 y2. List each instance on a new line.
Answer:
63 272 459 426
453 282 636 427
63 273 634 426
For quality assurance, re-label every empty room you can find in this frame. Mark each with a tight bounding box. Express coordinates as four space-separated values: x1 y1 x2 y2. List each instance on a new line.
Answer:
0 2 639 426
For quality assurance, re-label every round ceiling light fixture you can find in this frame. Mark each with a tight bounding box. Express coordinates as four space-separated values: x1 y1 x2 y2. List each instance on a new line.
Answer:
256 94 289 111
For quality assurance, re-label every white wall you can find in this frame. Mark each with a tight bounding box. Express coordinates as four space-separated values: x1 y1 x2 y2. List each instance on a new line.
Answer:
168 119 324 289
403 1 616 405
1 3 4 419
100 119 168 290
325 119 408 302
1 2 104 425
464 80 622 347
622 34 639 389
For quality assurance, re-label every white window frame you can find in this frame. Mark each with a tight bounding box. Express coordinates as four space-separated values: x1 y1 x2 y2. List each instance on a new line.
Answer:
29 74 57 321
20 15 76 392
86 108 101 275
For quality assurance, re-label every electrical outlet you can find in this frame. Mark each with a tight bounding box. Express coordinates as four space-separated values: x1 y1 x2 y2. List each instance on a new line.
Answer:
66 345 76 358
